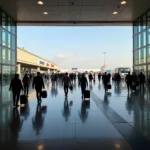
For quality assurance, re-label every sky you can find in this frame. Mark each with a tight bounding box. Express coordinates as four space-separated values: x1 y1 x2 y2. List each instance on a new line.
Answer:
17 26 133 70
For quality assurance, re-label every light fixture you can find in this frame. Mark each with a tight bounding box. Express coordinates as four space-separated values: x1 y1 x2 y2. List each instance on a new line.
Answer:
38 1 44 5
121 1 127 5
43 12 48 15
113 11 118 15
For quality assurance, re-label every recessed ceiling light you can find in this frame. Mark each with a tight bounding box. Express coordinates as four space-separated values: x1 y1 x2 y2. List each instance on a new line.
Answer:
38 1 44 5
43 12 48 15
113 11 118 15
121 1 127 5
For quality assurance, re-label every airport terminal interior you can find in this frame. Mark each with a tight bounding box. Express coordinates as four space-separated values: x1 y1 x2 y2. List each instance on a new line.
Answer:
1 0 150 149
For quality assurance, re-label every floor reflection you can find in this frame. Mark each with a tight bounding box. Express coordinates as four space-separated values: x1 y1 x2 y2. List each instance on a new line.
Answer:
32 104 45 136
2 79 150 149
79 101 90 123
62 97 72 122
10 108 23 143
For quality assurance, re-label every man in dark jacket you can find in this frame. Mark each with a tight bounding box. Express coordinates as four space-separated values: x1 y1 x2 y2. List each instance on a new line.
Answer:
126 72 132 92
32 72 45 103
9 74 23 107
103 72 109 92
138 72 145 90
22 74 30 96
79 74 88 99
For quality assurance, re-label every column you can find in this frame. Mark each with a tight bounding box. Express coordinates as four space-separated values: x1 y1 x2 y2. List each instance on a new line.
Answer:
47 69 50 74
37 67 40 72
17 63 21 75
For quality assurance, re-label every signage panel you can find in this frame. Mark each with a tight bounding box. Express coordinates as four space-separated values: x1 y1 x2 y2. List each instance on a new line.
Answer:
72 68 78 70
51 64 54 67
39 60 44 65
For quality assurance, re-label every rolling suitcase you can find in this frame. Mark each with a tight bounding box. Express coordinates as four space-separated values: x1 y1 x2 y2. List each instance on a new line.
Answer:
132 84 136 91
20 94 28 105
84 90 90 101
107 84 112 89
41 90 47 98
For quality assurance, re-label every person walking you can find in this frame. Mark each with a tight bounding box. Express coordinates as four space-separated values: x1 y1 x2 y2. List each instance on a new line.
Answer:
9 74 23 107
89 73 93 82
22 74 30 96
103 72 109 92
62 72 71 97
125 72 133 92
98 73 101 82
108 73 111 83
138 72 146 90
116 73 121 85
32 72 45 103
79 73 88 99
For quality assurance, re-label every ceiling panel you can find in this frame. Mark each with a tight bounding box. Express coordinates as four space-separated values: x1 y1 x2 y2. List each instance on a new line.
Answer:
0 0 150 25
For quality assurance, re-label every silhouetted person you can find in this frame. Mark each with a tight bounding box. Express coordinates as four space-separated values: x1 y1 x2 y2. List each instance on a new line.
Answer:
103 72 109 92
98 73 101 82
22 74 30 96
108 73 111 83
9 74 23 107
62 72 71 97
32 72 45 103
79 73 88 99
32 104 44 136
89 73 93 82
138 72 145 90
116 73 121 85
29 74 32 81
126 72 132 92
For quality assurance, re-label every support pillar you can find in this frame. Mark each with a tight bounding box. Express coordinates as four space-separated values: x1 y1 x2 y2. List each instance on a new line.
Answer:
37 67 40 72
47 69 50 74
17 63 21 75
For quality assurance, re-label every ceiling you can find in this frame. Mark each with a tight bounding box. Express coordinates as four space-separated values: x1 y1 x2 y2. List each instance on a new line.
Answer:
0 0 150 25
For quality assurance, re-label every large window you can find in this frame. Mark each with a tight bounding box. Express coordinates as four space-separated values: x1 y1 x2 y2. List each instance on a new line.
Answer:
148 10 150 27
2 65 11 85
134 50 139 65
139 48 146 64
0 46 1 63
148 28 150 45
11 51 16 65
133 9 150 78
0 9 16 105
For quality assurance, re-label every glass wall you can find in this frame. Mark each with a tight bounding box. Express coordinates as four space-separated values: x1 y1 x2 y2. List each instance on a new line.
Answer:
0 9 16 105
133 9 150 78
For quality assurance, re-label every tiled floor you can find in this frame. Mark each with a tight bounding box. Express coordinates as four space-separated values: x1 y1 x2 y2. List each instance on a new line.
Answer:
1 78 150 150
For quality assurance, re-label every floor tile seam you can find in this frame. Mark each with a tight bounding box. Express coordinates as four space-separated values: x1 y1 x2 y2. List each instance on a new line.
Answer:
91 91 150 150
90 91 127 123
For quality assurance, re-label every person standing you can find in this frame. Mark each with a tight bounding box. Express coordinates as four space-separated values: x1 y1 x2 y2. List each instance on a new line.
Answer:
62 73 71 97
138 72 145 90
125 72 133 92
22 74 30 96
79 73 88 99
103 72 109 92
32 72 45 103
9 74 23 107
